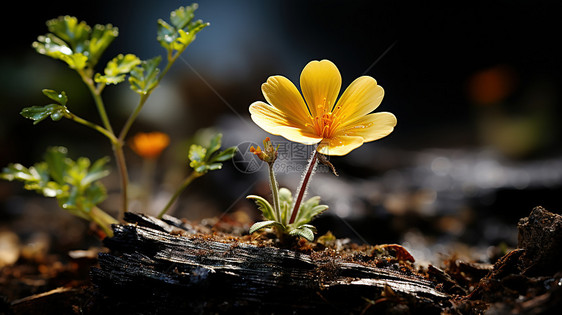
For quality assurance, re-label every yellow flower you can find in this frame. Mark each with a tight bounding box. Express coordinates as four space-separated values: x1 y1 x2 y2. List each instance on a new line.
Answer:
130 131 170 159
249 60 397 156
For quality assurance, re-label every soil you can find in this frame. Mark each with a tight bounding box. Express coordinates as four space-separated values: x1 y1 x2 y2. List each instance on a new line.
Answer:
1 206 561 314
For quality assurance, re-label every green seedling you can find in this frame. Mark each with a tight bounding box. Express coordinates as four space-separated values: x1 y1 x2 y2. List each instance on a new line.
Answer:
1 4 235 237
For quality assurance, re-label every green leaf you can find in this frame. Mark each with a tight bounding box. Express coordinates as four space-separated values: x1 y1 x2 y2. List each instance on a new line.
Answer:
157 4 208 53
32 34 88 70
33 34 73 57
249 220 284 234
289 226 315 242
61 181 106 214
211 146 237 162
60 53 88 70
170 4 197 30
95 54 141 85
188 144 207 173
129 56 162 95
88 23 119 67
44 146 69 185
83 156 111 186
188 144 207 164
156 20 176 50
278 187 293 222
207 133 222 157
46 16 90 53
33 16 118 69
204 163 222 171
247 195 276 221
20 104 69 125
294 196 328 226
42 89 67 105
1 162 61 198
1 147 110 220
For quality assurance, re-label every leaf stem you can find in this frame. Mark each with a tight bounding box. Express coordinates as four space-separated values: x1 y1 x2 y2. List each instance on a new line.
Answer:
267 162 281 223
157 171 202 219
78 68 129 220
78 69 114 134
118 50 179 143
113 143 129 220
289 149 318 225
118 93 148 142
89 206 119 238
67 112 118 144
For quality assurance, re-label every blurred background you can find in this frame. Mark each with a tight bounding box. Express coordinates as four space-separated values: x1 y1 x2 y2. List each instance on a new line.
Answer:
1 0 561 265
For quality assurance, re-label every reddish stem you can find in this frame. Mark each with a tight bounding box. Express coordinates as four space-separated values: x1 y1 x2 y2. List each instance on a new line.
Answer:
289 150 318 224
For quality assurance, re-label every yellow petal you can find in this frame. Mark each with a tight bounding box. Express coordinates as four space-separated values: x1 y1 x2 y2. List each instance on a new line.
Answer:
262 76 311 123
249 101 322 144
300 60 341 118
334 76 384 122
337 112 397 142
316 135 364 156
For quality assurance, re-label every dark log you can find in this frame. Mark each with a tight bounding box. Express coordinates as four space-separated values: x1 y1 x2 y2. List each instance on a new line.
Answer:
91 213 449 314
517 206 562 276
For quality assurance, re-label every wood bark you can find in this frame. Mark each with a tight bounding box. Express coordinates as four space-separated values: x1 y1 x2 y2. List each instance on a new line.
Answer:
91 212 449 314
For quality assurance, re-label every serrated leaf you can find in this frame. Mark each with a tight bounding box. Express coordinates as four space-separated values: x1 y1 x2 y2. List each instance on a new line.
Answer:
156 20 176 50
1 162 61 197
294 196 328 226
33 34 73 57
94 73 125 85
1 146 109 219
129 56 161 95
289 226 315 242
46 16 90 53
249 220 284 234
88 23 119 67
157 4 208 53
62 53 88 70
20 104 69 125
188 144 207 164
34 16 117 69
42 89 67 105
95 54 141 85
247 195 276 221
170 4 197 30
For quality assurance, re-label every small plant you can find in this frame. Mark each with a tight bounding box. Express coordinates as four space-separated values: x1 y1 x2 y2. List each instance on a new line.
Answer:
247 60 397 242
1 4 236 237
247 137 329 241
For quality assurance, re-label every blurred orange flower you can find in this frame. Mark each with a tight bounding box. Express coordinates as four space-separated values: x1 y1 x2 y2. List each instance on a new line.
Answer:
249 60 397 156
130 131 170 159
467 65 516 105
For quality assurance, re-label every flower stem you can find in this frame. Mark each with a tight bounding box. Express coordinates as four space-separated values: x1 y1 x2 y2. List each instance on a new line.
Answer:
289 150 318 224
157 171 202 219
267 163 281 223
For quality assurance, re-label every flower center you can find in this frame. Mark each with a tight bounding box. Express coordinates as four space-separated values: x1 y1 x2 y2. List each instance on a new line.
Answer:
307 98 343 138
